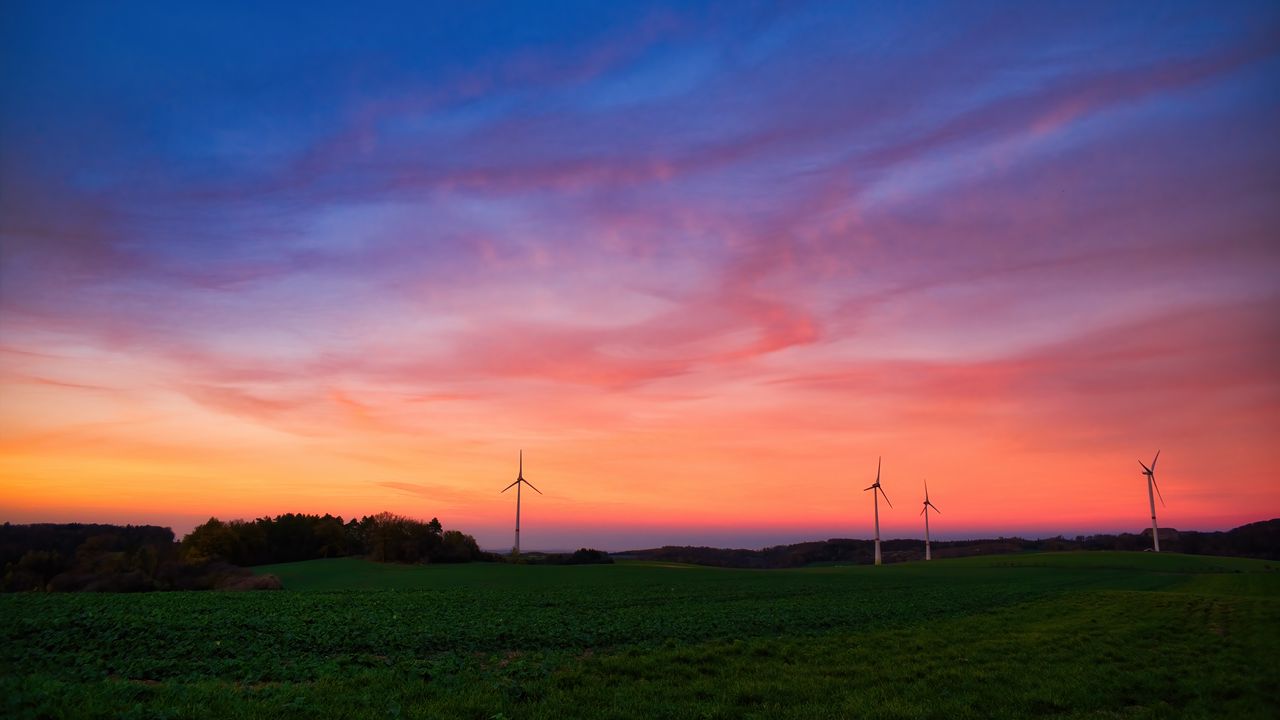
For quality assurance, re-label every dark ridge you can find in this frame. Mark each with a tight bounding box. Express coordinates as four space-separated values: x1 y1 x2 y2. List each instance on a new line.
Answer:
616 519 1280 568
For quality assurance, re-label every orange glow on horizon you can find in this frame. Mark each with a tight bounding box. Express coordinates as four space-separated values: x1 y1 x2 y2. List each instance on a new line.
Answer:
3 4 1278 550
3 305 1277 550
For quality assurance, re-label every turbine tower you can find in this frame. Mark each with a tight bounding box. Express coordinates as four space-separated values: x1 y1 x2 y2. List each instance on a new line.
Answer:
1139 450 1164 552
501 450 542 555
920 479 941 561
863 457 892 566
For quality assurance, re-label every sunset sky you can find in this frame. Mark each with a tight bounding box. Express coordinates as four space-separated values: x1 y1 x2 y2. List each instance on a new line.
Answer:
2 2 1278 551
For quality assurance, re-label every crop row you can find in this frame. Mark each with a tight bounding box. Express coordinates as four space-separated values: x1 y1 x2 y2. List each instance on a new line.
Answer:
3 578 1045 685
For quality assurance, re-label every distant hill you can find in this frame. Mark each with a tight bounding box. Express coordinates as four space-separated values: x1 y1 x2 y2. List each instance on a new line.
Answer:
617 519 1280 568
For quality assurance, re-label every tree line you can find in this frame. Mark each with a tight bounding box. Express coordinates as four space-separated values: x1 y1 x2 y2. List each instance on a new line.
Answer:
2 512 494 592
182 512 489 566
0 522 261 592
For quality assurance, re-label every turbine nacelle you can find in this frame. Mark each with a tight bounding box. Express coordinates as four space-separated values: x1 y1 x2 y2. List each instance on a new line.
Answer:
864 456 891 507
920 479 941 516
1138 450 1163 506
501 450 543 495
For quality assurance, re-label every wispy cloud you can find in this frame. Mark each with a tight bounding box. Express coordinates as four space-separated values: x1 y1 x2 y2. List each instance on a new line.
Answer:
2 2 1277 544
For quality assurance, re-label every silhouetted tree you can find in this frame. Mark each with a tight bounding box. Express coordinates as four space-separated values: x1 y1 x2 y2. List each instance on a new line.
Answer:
182 518 240 563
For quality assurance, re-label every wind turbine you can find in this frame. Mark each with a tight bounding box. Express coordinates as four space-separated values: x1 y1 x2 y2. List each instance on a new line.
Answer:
864 456 892 566
920 479 941 561
1139 450 1164 552
501 450 542 555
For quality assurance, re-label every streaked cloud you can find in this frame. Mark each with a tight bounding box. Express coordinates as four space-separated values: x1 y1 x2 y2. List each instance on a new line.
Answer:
2 1 1277 548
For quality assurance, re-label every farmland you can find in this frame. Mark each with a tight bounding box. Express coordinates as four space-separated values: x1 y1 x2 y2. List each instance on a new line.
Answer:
4 552 1278 719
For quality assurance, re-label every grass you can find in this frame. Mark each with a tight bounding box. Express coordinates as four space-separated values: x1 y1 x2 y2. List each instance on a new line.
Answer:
3 552 1277 718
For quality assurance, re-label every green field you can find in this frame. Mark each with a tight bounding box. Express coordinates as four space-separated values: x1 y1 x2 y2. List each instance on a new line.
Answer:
4 552 1278 719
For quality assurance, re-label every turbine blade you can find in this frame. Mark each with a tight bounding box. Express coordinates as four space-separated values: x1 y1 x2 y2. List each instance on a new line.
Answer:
1139 461 1151 473
929 501 941 514
876 456 882 483
1151 450 1159 470
519 449 523 478
523 479 543 495
1152 476 1165 507
880 486 892 508
501 479 519 493
864 484 876 491
920 506 926 516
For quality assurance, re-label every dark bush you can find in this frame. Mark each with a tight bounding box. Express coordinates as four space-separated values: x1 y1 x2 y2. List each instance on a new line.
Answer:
567 548 614 564
519 548 614 565
217 574 283 591
84 569 154 593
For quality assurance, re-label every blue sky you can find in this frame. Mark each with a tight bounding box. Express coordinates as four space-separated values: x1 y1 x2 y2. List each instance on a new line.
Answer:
2 1 1278 549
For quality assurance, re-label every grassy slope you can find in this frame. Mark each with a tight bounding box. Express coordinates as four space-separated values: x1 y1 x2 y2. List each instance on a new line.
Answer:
4 552 1277 719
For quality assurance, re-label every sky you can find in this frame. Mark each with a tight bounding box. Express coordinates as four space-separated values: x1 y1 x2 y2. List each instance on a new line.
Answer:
1 1 1278 551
